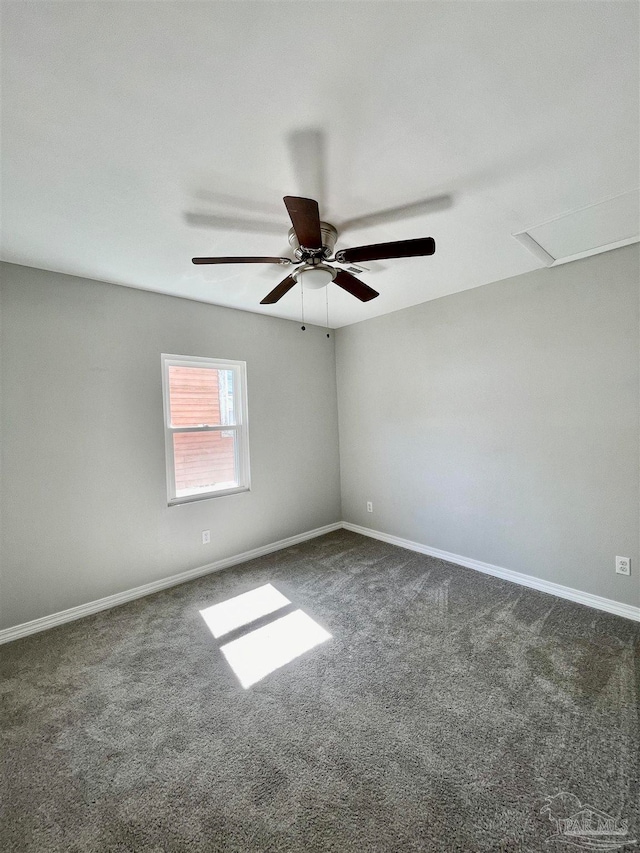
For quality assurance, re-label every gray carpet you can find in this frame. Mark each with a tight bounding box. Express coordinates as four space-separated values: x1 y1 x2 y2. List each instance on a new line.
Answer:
2 530 639 852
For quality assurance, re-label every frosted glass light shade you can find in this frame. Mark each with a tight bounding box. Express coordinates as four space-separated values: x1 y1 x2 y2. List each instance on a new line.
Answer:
298 267 334 289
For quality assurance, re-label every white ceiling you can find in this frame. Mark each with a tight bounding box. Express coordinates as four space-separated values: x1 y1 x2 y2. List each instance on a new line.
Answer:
1 1 638 327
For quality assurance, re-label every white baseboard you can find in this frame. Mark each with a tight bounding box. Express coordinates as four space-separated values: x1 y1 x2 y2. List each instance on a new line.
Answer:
2 519 637 644
0 522 343 645
343 522 640 623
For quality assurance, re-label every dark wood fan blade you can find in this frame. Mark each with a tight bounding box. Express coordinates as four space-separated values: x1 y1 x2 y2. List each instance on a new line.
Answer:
333 269 379 302
192 256 291 265
335 237 435 264
283 196 322 249
260 274 298 304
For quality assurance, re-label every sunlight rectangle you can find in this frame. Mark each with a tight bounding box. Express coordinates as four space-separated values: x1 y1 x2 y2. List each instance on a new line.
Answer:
200 583 290 639
220 609 331 689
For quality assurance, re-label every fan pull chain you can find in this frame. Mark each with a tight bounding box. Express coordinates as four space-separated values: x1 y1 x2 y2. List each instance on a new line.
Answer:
300 280 306 331
326 286 330 338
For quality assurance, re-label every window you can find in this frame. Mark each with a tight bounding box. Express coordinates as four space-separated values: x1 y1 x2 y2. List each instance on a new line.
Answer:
161 354 250 504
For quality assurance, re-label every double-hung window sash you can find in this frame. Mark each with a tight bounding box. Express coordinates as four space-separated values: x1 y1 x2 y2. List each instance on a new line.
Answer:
162 354 250 504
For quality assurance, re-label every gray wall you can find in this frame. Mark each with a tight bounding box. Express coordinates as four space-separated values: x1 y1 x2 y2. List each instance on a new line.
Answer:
0 263 341 629
2 246 638 630
336 245 639 607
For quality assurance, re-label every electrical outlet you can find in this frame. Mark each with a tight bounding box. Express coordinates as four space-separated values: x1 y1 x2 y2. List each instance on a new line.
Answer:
615 556 630 576
202 530 211 545
366 501 373 513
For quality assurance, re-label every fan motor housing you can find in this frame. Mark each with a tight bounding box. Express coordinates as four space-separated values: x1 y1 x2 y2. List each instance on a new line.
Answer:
288 222 337 260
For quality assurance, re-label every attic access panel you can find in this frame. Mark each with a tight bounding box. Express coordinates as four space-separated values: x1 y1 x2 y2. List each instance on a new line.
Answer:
513 189 639 267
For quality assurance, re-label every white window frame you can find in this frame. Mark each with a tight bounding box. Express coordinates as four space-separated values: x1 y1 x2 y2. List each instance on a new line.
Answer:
161 353 251 505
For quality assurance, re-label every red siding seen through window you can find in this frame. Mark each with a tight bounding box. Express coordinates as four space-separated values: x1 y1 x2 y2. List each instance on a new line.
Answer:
168 366 236 493
168 366 222 427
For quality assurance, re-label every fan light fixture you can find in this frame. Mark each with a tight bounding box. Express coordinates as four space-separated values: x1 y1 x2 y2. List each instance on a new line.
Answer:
294 265 335 289
192 195 436 305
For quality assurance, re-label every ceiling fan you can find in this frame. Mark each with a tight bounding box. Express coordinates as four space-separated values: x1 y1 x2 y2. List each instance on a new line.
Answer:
192 196 436 304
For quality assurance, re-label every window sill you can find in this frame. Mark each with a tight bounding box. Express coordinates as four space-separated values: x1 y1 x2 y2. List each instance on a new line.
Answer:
168 486 250 506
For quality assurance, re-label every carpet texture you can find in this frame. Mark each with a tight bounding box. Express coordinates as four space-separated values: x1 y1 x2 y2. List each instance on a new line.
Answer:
1 530 639 852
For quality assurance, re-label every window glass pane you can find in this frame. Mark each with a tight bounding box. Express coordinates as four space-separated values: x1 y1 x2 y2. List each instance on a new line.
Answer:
218 370 236 424
168 366 236 428
173 430 238 496
218 369 235 428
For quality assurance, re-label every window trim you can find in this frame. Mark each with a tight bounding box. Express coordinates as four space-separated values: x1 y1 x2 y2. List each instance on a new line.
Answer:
161 353 251 505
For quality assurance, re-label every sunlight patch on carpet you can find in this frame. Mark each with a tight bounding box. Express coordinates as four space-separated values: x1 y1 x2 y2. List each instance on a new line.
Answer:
200 583 290 639
219 609 332 688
